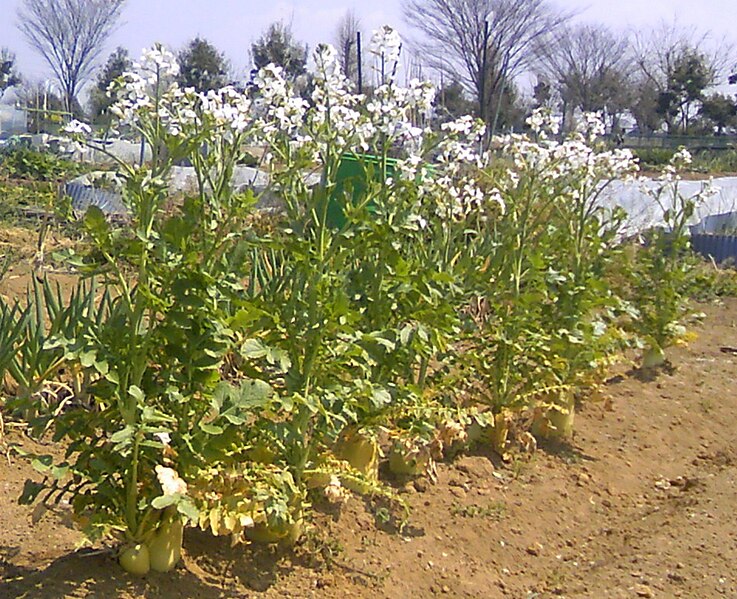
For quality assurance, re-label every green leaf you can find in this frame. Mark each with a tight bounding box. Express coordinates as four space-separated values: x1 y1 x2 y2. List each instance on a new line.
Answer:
230 307 261 330
399 324 413 346
79 350 96 368
83 206 111 246
241 339 267 359
110 425 134 446
128 385 145 405
371 388 392 408
199 422 224 435
31 455 53 474
51 463 70 480
94 360 109 376
151 494 177 509
222 412 246 425
236 379 273 408
141 406 176 424
211 382 231 411
177 498 199 521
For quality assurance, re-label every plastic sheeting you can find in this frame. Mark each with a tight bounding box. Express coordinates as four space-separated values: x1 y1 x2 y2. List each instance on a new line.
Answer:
65 182 127 217
0 105 27 137
599 177 737 238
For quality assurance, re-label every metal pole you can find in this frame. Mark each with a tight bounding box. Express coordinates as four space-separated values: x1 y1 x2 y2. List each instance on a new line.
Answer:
357 31 363 94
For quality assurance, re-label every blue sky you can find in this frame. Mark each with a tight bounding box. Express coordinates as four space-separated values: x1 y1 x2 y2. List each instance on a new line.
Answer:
2 0 736 91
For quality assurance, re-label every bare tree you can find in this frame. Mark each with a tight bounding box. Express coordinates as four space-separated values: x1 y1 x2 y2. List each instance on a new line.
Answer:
402 0 570 133
335 9 361 84
536 24 633 132
631 21 733 92
630 20 736 133
17 0 126 115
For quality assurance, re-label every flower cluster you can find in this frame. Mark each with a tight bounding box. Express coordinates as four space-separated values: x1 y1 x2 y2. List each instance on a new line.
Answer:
134 44 180 83
496 112 638 186
370 25 402 65
73 36 641 232
252 65 308 140
526 107 561 139
200 86 253 135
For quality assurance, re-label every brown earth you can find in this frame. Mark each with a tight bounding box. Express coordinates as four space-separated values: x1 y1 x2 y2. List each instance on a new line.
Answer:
0 222 81 303
1 298 736 599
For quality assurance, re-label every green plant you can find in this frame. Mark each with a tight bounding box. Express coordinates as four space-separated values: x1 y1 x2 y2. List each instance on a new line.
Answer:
451 500 506 520
684 257 737 299
4 34 679 572
628 149 713 363
447 112 636 441
0 146 78 181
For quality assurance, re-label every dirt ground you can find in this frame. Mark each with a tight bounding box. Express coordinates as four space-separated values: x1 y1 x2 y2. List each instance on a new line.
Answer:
1 297 736 599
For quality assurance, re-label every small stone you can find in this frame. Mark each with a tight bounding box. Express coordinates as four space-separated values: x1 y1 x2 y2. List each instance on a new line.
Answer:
635 584 654 597
450 486 466 499
441 585 450 593
401 482 417 495
414 479 429 493
526 543 543 556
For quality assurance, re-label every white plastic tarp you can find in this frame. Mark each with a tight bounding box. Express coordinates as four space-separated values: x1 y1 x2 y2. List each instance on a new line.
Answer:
599 177 737 236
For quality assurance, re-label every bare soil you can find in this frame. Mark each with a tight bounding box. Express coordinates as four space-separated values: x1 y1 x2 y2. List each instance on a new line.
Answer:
1 298 736 599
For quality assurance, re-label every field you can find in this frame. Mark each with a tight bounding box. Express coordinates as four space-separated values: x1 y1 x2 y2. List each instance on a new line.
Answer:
1 278 735 598
2 48 737 599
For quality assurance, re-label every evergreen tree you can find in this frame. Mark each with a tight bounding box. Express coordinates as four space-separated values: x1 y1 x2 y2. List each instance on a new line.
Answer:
0 49 22 98
178 37 229 92
251 21 308 82
89 47 131 125
700 93 737 135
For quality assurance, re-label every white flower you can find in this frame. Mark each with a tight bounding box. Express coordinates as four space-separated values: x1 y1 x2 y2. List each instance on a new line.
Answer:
370 25 402 64
671 148 693 168
154 432 171 446
313 43 342 84
578 112 606 141
155 465 188 496
135 44 180 82
63 120 92 136
526 107 560 138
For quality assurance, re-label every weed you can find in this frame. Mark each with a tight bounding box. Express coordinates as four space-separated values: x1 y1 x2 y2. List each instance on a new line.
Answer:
451 500 507 520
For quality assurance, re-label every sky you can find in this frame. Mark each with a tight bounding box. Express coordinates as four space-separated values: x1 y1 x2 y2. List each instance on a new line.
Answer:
1 0 736 98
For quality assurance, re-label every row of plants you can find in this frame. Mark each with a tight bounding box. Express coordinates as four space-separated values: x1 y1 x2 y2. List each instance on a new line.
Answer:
633 146 737 175
0 141 81 182
0 32 717 576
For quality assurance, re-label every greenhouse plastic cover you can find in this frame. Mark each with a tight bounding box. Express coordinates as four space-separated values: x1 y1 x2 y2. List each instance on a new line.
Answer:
598 177 737 237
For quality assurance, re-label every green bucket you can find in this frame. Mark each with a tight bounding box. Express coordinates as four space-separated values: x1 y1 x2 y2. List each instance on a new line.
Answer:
328 153 397 228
